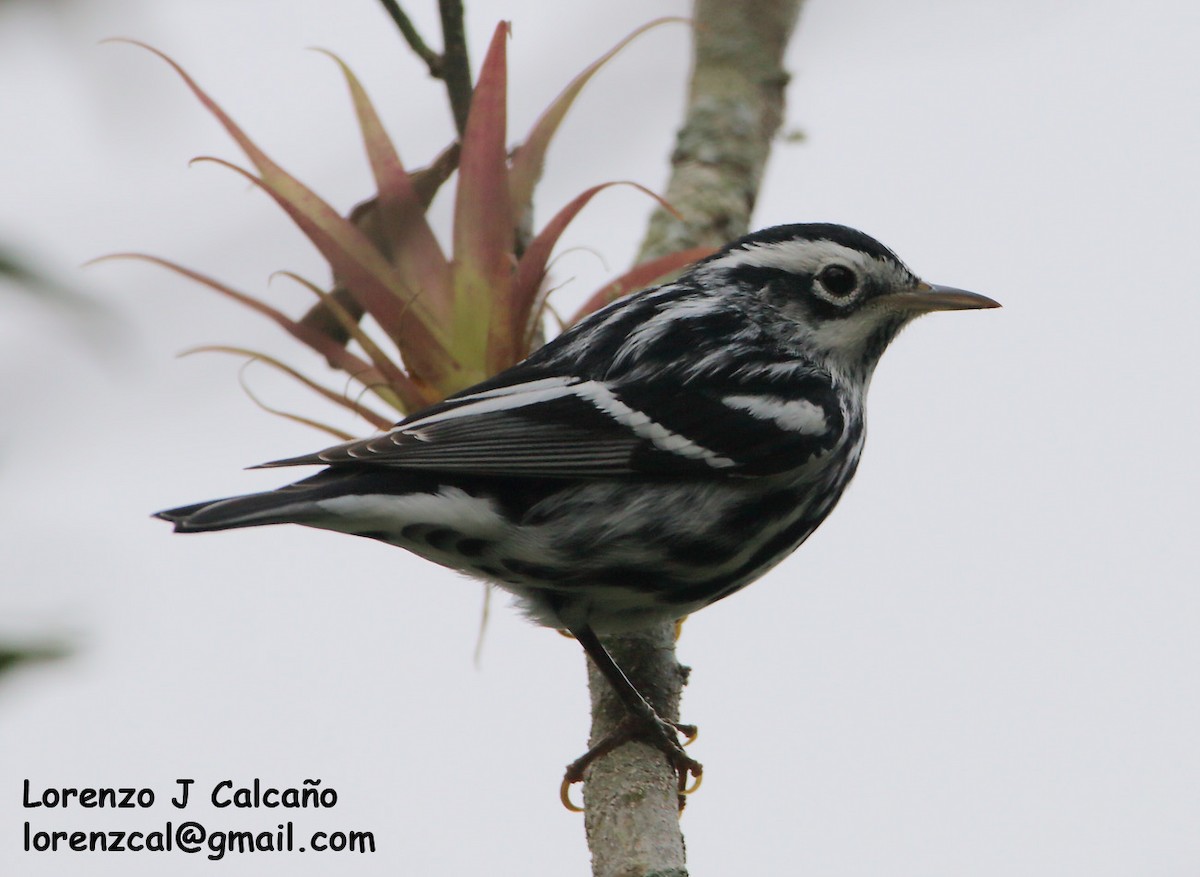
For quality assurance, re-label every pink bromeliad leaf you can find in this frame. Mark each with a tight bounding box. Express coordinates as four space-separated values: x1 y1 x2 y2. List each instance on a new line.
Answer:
509 181 680 354
181 345 395 432
567 246 716 327
271 271 415 413
111 39 456 392
316 50 454 328
105 26 717 439
451 22 517 386
508 17 688 232
188 154 456 396
91 252 419 407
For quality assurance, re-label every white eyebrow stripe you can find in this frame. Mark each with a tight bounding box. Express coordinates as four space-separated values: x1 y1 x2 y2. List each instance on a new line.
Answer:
701 238 916 294
704 239 871 275
721 394 829 435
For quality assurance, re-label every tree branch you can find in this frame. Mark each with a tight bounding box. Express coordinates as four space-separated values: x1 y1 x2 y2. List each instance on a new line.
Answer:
377 0 443 76
437 0 474 136
378 0 474 136
582 2 805 875
639 0 804 259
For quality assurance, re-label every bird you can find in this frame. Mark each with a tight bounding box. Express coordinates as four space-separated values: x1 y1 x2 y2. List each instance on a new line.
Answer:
156 223 999 802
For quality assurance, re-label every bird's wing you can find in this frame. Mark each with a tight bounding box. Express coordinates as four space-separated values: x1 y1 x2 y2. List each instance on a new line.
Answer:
259 365 843 479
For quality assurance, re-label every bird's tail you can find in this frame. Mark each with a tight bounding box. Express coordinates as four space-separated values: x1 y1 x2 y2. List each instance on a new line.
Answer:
154 485 323 533
154 468 437 534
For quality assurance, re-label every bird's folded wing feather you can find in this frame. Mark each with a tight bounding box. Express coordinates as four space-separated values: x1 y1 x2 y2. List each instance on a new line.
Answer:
259 366 842 478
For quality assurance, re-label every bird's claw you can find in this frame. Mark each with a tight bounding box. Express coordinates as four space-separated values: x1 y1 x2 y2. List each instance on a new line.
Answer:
673 721 698 746
560 713 703 812
560 775 585 812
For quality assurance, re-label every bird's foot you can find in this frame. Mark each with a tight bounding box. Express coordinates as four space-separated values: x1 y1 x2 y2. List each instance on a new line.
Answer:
560 711 702 812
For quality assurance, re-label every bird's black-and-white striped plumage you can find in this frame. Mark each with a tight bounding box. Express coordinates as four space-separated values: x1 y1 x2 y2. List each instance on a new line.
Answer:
158 223 997 633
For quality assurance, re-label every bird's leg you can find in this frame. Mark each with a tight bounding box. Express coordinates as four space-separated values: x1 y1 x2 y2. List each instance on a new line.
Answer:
561 624 702 811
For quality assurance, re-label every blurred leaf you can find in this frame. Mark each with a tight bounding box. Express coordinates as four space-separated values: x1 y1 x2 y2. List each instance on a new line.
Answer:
0 641 71 681
1 244 121 343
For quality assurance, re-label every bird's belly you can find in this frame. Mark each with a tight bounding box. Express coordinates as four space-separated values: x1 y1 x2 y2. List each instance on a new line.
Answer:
527 478 840 631
309 458 858 633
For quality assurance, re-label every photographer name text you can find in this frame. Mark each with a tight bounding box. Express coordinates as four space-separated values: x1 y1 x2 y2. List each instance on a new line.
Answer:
19 778 376 860
24 778 337 810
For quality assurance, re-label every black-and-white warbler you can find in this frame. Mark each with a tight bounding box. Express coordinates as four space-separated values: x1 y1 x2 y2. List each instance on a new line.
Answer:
157 223 998 796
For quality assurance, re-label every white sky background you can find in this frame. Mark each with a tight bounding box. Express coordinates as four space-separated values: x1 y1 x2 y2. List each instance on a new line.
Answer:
1 0 1198 874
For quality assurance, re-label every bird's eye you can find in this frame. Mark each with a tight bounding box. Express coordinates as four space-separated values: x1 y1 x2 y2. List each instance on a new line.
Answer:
816 264 858 298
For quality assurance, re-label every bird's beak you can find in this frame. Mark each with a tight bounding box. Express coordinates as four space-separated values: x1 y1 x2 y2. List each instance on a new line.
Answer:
887 281 1001 312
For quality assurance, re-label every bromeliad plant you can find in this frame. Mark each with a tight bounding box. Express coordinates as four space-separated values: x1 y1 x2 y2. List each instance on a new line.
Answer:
105 20 711 435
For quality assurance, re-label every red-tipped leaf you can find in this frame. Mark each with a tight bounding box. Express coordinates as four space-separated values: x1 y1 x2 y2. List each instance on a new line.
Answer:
273 271 419 412
317 50 453 325
182 345 395 431
510 181 680 355
508 18 688 229
567 246 715 326
94 252 403 404
113 41 455 385
189 156 456 388
452 21 516 385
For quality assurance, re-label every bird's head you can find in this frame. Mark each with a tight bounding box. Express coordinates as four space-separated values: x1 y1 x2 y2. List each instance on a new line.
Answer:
696 223 1000 377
